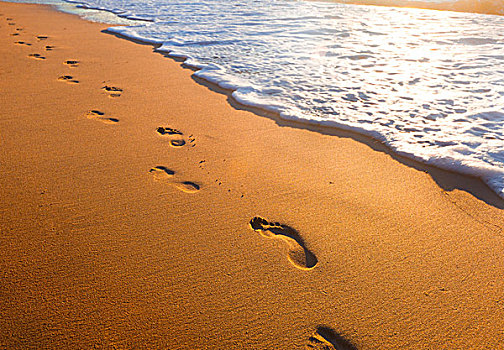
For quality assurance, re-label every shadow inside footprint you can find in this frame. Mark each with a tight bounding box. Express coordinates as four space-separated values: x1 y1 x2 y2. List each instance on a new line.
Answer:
102 85 123 92
86 110 118 124
64 60 79 67
58 75 79 84
157 127 187 147
157 126 183 136
249 216 318 270
170 139 186 147
87 110 104 117
149 166 175 181
176 181 200 193
102 85 123 98
98 117 119 124
28 53 45 60
306 327 357 350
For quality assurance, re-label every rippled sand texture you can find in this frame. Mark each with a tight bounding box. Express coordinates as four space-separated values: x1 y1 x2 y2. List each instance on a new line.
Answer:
66 0 504 198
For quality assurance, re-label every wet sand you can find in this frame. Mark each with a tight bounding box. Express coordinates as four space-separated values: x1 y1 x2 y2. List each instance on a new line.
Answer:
1 2 504 349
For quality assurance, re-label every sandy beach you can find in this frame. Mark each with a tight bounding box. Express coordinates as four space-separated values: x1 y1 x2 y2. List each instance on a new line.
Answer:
1 2 504 349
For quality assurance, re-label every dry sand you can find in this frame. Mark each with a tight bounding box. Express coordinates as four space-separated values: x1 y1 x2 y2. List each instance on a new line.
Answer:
1 2 504 349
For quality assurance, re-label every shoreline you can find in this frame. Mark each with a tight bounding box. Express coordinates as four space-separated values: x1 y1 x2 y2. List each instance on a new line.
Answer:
104 30 504 210
1 2 504 349
103 4 504 204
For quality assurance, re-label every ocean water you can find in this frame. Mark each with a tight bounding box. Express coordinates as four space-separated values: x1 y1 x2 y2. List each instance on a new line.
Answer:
9 0 504 198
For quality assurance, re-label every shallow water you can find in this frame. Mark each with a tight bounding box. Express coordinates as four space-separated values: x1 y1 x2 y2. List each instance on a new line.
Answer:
9 0 504 198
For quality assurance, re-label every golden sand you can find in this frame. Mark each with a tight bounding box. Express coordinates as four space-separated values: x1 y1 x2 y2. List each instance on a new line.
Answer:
1 2 504 348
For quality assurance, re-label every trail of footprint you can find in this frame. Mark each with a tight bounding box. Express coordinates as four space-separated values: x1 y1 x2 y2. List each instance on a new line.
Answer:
148 166 200 193
86 110 119 124
306 327 357 350
28 53 46 60
102 85 123 98
64 60 79 68
58 75 79 84
249 216 318 270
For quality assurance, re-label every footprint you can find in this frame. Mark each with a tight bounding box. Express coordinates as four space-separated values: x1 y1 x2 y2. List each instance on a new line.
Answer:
148 166 200 193
306 327 356 350
156 126 196 148
15 41 31 46
149 166 175 181
249 216 318 270
170 139 186 148
102 85 123 98
86 110 119 124
58 75 79 84
175 181 200 193
98 118 119 124
45 45 55 51
87 110 105 117
64 60 79 67
156 126 183 136
156 126 188 147
28 53 46 60
37 35 48 40
8 22 15 26
10 33 20 36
